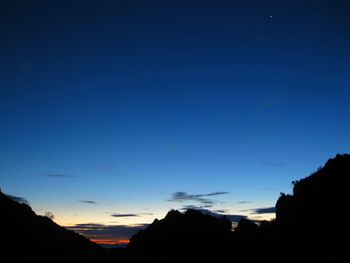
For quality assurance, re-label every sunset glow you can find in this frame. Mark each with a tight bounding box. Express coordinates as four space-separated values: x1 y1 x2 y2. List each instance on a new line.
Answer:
90 239 129 245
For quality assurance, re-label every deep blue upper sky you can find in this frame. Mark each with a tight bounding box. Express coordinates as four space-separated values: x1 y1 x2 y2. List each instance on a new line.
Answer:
1 0 350 229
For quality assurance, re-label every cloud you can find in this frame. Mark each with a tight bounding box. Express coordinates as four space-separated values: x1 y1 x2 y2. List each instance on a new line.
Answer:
111 214 140 217
250 207 276 214
237 201 252 204
204 191 230 196
111 213 153 218
6 194 29 205
259 161 289 167
71 223 104 228
181 205 207 210
241 206 276 214
79 200 97 205
66 223 148 245
180 205 247 223
214 209 228 213
168 191 229 206
40 172 74 178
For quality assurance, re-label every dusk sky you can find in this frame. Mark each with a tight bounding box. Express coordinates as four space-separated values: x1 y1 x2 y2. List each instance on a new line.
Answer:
1 0 350 244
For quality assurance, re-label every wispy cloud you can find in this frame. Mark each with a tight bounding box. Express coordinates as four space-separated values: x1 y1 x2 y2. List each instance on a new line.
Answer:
203 191 229 196
241 206 276 214
168 191 229 207
250 207 276 214
237 201 252 204
6 194 29 205
40 172 75 178
111 213 153 218
111 214 140 217
79 200 97 205
214 209 228 213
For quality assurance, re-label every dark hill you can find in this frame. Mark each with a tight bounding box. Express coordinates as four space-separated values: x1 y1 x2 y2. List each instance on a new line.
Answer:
1 154 349 262
276 153 350 226
126 154 350 262
127 209 232 259
273 153 350 261
0 191 106 262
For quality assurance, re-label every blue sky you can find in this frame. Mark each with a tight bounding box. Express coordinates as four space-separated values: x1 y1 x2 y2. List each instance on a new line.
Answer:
1 0 350 243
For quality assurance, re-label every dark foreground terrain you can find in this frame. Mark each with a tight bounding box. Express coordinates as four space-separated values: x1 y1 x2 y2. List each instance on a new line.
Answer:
1 154 349 262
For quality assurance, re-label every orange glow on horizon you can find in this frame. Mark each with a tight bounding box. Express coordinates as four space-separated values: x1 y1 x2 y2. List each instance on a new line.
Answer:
90 238 130 245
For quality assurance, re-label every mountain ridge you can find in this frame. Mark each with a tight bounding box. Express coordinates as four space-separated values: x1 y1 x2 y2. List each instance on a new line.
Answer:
0 189 107 261
1 154 349 262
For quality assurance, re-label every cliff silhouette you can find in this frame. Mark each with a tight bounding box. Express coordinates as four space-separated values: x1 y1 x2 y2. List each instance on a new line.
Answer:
126 154 350 261
0 190 106 261
272 153 350 262
127 209 232 259
1 154 349 262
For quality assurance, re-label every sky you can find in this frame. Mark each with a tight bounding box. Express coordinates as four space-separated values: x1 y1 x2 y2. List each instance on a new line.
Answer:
1 0 350 245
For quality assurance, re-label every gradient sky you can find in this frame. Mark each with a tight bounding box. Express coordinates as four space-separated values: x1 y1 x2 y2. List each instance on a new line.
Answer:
1 0 350 244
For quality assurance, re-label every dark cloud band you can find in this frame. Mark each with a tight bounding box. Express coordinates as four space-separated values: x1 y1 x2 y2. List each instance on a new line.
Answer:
168 191 229 206
111 213 153 218
241 206 276 214
250 207 276 214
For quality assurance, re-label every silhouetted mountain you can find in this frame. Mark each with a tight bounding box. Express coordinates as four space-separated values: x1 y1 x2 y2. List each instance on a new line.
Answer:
0 191 106 262
127 209 232 260
233 218 259 239
126 154 350 262
272 153 350 262
1 154 349 262
276 154 350 227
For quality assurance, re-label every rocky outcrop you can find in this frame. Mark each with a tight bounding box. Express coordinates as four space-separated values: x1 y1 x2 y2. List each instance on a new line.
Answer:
0 191 106 262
